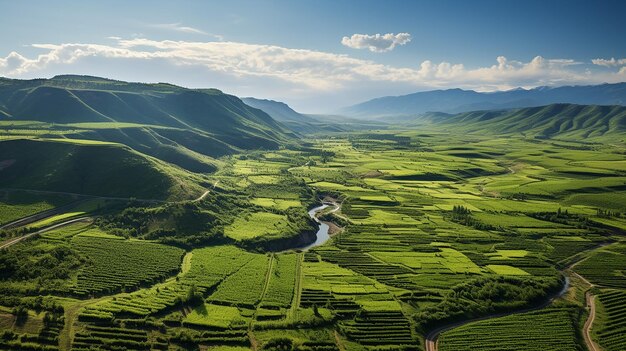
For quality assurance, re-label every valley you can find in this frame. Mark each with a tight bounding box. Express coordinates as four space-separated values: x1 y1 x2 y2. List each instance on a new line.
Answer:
1 104 625 350
2 1 626 349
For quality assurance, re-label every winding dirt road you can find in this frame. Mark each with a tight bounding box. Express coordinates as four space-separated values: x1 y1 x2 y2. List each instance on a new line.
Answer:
425 245 607 351
569 264 602 351
0 217 92 249
424 276 570 351
583 292 600 351
0 188 209 249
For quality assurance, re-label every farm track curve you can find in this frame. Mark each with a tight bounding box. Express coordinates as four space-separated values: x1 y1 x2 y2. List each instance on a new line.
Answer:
569 256 603 351
424 244 607 351
0 217 92 249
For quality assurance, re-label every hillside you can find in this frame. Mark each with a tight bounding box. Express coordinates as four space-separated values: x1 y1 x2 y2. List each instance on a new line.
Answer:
0 139 204 200
0 75 295 171
432 103 626 139
342 83 626 118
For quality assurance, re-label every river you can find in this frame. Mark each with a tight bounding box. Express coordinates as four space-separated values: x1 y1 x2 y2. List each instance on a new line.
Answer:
299 204 332 250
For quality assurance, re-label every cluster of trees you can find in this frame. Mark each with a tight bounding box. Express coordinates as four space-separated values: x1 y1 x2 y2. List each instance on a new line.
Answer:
0 226 34 240
596 208 622 218
415 276 562 331
307 149 336 164
529 210 594 229
448 205 498 231
96 194 241 249
0 244 85 289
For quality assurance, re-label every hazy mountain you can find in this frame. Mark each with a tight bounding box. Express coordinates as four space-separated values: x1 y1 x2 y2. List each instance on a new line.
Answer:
241 97 381 133
242 97 313 123
342 83 626 118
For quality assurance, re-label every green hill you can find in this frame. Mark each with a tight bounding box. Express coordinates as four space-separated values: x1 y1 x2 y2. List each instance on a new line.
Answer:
0 139 204 201
432 103 626 139
0 75 295 171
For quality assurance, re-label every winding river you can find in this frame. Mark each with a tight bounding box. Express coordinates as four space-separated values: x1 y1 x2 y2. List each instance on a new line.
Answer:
300 203 333 250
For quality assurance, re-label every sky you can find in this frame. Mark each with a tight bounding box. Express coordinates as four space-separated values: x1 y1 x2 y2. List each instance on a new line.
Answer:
1 0 625 112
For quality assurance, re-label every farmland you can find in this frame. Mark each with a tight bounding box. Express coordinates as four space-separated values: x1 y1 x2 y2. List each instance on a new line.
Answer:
0 131 625 351
592 289 626 350
438 308 581 351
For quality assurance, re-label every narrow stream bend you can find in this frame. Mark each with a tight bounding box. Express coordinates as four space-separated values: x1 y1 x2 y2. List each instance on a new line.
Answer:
300 203 333 250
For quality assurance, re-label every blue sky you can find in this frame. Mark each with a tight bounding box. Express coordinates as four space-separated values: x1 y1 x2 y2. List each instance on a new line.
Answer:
1 0 625 112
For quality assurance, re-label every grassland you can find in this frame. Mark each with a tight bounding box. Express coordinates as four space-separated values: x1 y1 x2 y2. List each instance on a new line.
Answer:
225 212 292 241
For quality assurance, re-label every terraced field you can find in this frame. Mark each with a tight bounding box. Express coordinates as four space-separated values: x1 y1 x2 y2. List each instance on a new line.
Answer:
574 243 626 288
592 289 626 351
71 234 185 296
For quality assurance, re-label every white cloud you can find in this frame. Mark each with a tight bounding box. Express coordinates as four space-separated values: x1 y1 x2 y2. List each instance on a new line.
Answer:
341 33 411 53
151 23 208 35
592 57 626 67
0 38 624 104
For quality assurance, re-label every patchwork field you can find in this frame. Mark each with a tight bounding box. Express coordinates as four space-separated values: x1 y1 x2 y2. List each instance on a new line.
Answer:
1 132 624 351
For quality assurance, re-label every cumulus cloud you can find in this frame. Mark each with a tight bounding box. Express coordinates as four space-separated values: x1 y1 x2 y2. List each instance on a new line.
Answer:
0 38 623 95
592 57 626 67
341 33 411 53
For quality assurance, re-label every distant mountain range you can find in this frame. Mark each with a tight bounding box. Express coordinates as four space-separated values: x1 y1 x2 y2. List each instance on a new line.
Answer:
342 82 626 118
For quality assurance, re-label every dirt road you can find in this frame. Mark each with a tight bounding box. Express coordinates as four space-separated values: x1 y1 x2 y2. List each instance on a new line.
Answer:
583 292 601 351
424 245 607 351
424 277 569 351
569 263 602 351
0 217 92 249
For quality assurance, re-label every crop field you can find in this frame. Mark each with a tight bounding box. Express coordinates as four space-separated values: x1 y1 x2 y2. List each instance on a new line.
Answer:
209 254 271 307
592 289 626 351
71 234 185 296
438 308 580 351
250 197 301 210
262 254 298 308
573 243 626 288
1 132 625 351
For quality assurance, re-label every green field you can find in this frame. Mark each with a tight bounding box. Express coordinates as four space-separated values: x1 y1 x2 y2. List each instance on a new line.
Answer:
592 289 626 351
225 211 293 241
1 122 625 351
439 308 581 351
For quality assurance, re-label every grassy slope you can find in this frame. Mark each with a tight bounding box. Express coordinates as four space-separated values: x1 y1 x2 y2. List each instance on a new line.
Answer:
435 103 626 139
0 75 295 169
0 139 203 200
